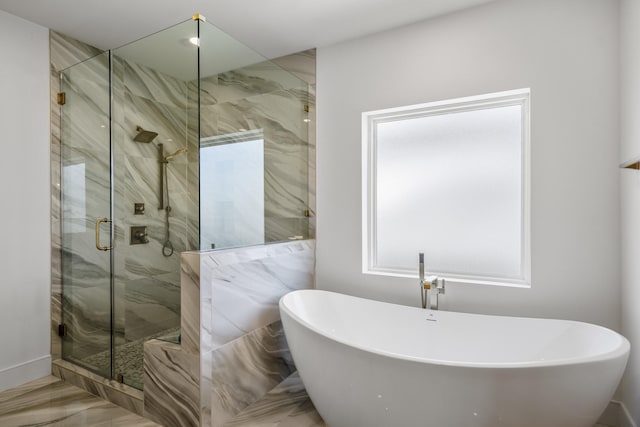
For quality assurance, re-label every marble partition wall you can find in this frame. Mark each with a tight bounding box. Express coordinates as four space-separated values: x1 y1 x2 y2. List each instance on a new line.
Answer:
144 239 315 427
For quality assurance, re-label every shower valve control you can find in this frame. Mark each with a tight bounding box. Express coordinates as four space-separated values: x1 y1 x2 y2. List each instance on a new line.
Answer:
130 226 149 245
134 203 145 215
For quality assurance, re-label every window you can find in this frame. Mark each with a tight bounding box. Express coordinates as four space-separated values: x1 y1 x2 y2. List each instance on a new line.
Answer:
62 162 86 234
362 89 530 287
200 129 265 250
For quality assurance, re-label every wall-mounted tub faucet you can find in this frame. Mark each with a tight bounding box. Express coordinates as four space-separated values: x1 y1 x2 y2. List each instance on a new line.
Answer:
419 252 445 310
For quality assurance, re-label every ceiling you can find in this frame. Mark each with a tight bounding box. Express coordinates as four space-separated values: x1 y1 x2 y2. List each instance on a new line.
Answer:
0 0 497 59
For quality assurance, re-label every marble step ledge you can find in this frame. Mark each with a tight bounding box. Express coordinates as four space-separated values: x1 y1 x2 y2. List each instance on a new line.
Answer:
51 359 144 416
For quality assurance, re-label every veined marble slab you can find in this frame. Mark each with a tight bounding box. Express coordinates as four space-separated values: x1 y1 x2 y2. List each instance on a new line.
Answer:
201 240 314 427
145 240 315 427
143 340 200 426
201 240 314 348
209 322 295 427
271 49 316 85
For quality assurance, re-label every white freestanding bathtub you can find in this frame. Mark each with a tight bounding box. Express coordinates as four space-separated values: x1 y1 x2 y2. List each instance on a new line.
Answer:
279 290 629 427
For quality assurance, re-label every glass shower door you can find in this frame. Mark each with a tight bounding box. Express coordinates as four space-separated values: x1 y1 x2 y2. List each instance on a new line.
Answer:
60 52 113 379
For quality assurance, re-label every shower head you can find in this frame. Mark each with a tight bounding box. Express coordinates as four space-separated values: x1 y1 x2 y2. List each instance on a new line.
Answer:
133 126 158 143
165 147 188 161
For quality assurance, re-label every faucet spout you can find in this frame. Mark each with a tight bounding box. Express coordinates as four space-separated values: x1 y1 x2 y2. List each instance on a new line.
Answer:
429 277 445 310
419 252 426 308
418 252 445 310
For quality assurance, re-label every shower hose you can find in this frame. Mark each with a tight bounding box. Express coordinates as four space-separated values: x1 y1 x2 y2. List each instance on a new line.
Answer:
162 162 174 257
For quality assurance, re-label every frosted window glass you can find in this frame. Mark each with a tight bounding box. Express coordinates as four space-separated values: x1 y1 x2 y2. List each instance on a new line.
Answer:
363 90 530 286
200 139 264 249
62 163 86 234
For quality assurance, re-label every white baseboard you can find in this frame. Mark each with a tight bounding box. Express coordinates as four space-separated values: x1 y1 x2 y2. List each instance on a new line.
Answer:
0 355 51 393
617 400 638 427
600 401 638 427
600 401 621 426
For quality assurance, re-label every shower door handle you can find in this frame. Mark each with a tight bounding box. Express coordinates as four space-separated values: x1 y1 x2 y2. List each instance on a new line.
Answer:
95 217 112 251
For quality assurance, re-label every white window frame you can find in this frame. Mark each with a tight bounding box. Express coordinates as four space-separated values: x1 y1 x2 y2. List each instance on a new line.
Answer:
362 89 531 287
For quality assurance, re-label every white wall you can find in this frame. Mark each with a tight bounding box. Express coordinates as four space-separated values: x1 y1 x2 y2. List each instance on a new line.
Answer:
620 0 640 424
0 10 51 391
317 0 620 329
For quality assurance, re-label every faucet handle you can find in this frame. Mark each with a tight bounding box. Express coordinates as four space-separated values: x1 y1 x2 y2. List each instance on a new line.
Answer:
437 278 446 294
423 275 438 290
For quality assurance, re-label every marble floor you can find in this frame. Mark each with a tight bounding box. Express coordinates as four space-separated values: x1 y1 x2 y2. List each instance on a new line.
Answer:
0 373 616 427
224 372 613 427
0 376 158 426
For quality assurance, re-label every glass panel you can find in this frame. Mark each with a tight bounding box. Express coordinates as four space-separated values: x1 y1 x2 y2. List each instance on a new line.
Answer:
60 51 112 379
199 21 310 250
110 19 198 389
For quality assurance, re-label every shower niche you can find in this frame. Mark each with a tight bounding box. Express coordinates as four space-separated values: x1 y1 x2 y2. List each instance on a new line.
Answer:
58 16 313 390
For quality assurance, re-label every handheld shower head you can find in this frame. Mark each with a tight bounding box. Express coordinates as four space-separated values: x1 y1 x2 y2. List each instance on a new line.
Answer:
165 147 188 161
133 126 158 143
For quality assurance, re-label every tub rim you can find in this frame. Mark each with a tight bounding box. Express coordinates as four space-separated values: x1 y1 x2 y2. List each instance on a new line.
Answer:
280 289 630 369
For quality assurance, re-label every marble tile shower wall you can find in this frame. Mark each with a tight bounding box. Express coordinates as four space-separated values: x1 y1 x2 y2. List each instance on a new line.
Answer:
111 56 198 386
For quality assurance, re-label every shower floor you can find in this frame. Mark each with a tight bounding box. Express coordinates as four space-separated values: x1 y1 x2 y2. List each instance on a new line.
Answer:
79 327 180 390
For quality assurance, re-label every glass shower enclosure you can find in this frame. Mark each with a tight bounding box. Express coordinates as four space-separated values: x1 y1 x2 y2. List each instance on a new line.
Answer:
59 16 311 389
